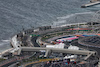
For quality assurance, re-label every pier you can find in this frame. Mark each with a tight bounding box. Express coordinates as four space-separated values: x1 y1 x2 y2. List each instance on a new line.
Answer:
81 1 100 8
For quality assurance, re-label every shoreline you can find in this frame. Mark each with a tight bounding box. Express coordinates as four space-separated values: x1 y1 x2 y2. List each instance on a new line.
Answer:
0 35 20 57
0 48 13 57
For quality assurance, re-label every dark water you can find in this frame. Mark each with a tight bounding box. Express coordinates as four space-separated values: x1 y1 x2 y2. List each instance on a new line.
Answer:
0 0 100 52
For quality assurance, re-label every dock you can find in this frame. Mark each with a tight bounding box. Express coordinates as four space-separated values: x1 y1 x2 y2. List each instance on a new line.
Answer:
81 1 100 8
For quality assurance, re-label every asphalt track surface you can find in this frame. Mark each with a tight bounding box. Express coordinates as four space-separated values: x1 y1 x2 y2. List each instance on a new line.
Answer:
2 33 100 67
31 36 40 47
26 36 41 67
1 36 39 67
25 37 100 67
71 40 100 57
2 61 17 67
